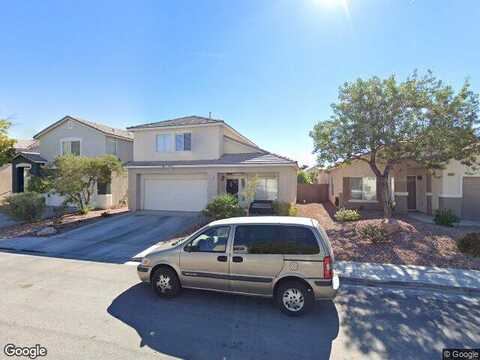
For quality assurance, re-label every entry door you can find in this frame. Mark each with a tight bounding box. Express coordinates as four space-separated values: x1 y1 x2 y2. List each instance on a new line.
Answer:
229 225 284 296
16 167 24 193
179 226 232 291
407 176 417 210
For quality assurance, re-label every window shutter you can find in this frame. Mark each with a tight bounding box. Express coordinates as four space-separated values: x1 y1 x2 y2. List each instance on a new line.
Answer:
184 133 191 151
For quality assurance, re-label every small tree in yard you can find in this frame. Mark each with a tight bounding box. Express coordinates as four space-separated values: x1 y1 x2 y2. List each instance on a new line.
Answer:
310 71 480 218
297 170 314 184
50 155 123 214
0 119 17 165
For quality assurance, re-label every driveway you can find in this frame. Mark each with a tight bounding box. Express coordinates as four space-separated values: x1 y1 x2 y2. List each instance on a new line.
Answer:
0 211 200 263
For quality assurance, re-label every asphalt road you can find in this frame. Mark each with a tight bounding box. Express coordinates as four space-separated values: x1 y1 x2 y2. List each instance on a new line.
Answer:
0 252 479 360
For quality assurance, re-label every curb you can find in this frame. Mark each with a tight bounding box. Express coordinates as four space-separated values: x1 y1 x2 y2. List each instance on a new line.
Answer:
340 276 480 296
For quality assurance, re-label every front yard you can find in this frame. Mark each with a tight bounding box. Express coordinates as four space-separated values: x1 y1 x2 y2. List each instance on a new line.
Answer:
297 203 480 270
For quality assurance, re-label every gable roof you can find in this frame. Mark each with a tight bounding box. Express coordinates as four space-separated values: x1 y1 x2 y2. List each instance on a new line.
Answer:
33 116 133 141
126 152 297 168
13 151 48 164
127 115 223 130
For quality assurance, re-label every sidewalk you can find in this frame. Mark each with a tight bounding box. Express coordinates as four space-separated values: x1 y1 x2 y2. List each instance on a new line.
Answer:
336 260 480 294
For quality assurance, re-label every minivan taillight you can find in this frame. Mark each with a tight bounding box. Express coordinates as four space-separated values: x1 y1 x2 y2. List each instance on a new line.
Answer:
323 256 332 279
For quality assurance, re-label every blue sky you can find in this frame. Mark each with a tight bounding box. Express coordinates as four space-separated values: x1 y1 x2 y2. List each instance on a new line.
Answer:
1 0 479 166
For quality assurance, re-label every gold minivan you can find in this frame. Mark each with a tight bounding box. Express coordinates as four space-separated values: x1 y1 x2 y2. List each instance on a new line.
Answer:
137 216 339 316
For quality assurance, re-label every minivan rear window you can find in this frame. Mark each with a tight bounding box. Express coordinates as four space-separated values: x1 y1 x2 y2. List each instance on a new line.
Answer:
233 225 319 255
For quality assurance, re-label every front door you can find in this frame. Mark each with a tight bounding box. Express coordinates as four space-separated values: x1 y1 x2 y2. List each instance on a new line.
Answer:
179 226 232 291
226 179 239 197
407 176 417 210
229 225 285 296
16 167 24 193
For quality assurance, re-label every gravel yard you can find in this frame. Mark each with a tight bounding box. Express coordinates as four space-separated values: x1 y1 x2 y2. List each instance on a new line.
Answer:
297 203 480 270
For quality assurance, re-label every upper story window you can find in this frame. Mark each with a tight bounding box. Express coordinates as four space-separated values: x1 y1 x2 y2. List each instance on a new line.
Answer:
61 139 81 156
350 177 376 201
106 138 117 155
175 133 191 151
156 133 192 152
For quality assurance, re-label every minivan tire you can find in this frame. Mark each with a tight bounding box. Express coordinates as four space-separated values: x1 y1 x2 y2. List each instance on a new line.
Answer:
151 267 181 298
276 280 314 316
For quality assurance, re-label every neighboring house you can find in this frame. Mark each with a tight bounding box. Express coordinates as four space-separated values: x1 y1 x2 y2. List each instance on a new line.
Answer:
126 115 298 211
12 115 133 209
305 166 329 184
328 158 480 220
0 139 40 200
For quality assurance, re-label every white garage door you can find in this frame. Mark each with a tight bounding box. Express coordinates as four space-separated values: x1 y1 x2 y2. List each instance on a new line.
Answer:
143 175 208 211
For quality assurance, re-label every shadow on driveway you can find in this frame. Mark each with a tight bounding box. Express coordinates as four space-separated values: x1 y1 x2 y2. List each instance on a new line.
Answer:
107 283 339 360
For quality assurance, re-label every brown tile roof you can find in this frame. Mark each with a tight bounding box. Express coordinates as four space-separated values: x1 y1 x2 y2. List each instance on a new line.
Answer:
33 116 133 141
127 115 223 130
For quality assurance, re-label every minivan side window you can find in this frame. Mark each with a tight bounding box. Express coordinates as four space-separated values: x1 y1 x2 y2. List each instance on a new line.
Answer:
233 225 319 255
185 226 230 253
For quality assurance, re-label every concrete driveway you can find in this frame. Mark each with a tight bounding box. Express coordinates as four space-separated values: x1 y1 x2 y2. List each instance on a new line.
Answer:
0 211 200 263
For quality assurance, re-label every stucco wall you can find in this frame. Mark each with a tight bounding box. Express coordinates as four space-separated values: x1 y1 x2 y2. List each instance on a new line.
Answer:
37 119 107 162
0 164 12 200
106 136 133 163
131 125 223 162
223 137 260 154
127 165 297 211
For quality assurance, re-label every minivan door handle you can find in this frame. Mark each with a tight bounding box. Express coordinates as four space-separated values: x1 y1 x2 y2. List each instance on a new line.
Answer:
217 255 228 262
232 256 243 263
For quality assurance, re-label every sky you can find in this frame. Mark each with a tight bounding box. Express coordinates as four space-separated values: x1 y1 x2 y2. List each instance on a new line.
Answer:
1 0 479 167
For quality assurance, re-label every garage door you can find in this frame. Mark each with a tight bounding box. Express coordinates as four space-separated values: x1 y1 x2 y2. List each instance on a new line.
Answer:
462 177 480 220
143 175 208 211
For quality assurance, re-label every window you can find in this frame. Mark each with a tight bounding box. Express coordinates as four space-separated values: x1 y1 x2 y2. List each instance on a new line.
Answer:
255 177 278 200
350 177 376 201
175 133 191 151
185 226 230 253
233 225 319 255
156 134 174 152
61 140 81 156
106 138 117 155
97 181 111 195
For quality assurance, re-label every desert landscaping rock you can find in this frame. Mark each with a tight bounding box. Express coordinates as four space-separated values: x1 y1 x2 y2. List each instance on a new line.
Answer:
297 203 480 270
36 226 57 236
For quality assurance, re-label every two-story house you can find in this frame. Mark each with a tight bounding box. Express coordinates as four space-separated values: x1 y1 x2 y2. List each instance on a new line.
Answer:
12 115 133 209
126 116 298 211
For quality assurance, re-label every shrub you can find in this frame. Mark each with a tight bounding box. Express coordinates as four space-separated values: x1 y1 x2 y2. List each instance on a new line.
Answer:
457 233 480 258
297 170 314 184
4 192 46 222
357 223 388 244
202 194 246 220
272 201 298 216
334 208 361 222
434 209 459 227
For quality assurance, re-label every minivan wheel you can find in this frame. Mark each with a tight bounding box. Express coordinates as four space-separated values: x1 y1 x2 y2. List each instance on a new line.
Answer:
151 267 181 298
276 281 313 316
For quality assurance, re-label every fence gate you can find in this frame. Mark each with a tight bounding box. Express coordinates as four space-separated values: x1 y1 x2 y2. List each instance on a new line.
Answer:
297 184 329 203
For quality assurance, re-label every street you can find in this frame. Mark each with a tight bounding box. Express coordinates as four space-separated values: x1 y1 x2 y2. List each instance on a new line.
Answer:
0 252 478 360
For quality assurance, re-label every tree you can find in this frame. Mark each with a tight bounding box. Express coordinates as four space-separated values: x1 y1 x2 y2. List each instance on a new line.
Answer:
297 170 314 184
0 119 17 165
310 71 480 218
49 155 123 213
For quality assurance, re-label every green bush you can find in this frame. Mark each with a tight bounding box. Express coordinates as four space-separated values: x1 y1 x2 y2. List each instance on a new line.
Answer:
334 208 361 222
272 201 298 216
202 194 246 220
434 209 459 227
297 170 314 184
357 223 388 244
457 233 480 258
4 192 46 222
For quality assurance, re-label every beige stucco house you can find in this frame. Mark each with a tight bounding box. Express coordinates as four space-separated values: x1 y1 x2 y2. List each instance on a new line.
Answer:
14 115 134 209
328 158 480 220
126 116 298 211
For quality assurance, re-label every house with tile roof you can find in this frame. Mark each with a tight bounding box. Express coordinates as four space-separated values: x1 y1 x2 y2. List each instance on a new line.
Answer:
12 115 133 209
126 115 298 211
